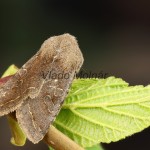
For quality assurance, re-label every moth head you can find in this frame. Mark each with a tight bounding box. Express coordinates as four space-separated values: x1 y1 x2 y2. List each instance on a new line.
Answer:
40 33 84 73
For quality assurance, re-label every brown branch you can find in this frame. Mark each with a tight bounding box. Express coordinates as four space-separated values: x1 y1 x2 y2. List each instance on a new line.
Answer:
44 125 84 150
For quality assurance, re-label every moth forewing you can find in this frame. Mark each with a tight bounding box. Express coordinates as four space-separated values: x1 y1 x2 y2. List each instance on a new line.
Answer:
7 34 84 143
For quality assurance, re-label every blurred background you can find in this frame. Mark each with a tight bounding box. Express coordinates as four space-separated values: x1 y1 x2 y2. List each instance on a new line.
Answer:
0 0 150 149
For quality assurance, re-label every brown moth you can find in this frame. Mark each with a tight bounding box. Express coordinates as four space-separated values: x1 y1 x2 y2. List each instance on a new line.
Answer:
0 34 84 143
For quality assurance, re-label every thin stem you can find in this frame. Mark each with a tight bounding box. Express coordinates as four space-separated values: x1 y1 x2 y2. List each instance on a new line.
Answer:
44 125 84 150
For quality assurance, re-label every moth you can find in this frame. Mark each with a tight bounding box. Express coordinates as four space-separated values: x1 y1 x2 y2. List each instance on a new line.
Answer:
0 34 84 143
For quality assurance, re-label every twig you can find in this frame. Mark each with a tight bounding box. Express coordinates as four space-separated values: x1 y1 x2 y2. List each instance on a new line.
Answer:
44 125 84 150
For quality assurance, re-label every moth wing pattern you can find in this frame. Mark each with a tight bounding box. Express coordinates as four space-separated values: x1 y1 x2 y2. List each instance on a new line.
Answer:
0 49 45 116
16 71 74 143
15 34 84 143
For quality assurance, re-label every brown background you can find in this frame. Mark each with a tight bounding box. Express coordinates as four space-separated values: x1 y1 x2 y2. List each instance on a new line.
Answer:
0 1 150 150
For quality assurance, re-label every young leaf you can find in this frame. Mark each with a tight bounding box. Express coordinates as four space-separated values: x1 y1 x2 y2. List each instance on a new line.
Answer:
1 65 26 146
7 115 26 146
54 77 150 147
86 144 104 150
1 64 18 78
49 147 54 150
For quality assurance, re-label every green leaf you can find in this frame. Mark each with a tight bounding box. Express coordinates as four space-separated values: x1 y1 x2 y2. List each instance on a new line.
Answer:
54 77 150 147
3 65 150 149
2 65 26 146
1 64 18 78
7 115 26 146
86 144 104 150
49 147 54 150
